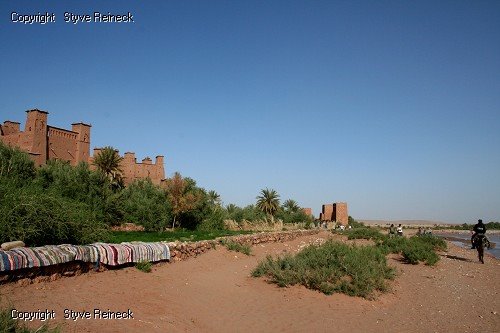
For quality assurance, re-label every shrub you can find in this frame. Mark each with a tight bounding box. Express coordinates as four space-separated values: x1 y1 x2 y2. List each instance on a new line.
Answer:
135 260 152 273
0 184 109 246
402 242 439 265
34 160 121 225
378 235 446 266
276 209 313 225
253 240 395 299
221 240 252 255
120 179 171 231
340 227 444 266
345 227 385 242
225 204 266 223
0 142 36 186
378 236 409 254
414 234 447 251
197 208 227 231
348 216 365 228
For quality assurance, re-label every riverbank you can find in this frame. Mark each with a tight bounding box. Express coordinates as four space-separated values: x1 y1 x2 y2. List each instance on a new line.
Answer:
1 231 498 332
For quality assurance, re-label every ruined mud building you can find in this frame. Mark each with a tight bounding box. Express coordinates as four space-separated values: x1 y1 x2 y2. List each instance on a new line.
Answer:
0 109 165 185
319 202 348 225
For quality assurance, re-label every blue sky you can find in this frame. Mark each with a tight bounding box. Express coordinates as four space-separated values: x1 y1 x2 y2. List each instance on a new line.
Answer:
1 1 499 223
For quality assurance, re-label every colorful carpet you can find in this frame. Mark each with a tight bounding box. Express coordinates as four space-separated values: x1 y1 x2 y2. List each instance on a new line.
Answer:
0 242 170 272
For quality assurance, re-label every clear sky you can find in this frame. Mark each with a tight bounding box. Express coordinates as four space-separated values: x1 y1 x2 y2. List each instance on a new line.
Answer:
1 1 499 223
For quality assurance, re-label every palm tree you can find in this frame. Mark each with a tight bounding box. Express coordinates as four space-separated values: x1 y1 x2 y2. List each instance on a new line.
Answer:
163 172 200 228
256 188 280 222
226 203 238 214
283 199 300 213
92 146 124 190
207 190 221 207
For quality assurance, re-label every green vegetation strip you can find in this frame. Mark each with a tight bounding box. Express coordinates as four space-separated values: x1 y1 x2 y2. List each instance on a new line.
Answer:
109 230 254 243
344 228 447 266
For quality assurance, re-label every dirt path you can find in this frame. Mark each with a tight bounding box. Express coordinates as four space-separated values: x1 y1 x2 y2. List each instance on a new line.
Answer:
1 231 499 332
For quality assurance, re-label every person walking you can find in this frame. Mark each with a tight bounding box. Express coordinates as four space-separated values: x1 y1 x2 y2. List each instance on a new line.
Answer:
388 224 396 238
396 224 403 237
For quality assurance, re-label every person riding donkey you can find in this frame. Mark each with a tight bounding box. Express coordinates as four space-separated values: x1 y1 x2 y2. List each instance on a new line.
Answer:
471 219 490 249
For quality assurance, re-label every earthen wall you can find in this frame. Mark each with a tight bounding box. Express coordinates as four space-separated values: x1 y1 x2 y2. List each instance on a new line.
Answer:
321 204 334 221
1 110 165 184
302 208 312 216
90 150 165 185
333 202 348 225
319 202 348 224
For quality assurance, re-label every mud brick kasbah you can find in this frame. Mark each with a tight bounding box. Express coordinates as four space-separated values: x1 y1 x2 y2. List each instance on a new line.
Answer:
319 202 348 225
0 109 165 185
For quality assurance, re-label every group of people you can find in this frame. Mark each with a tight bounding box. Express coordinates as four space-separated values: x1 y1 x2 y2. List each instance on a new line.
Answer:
388 224 403 237
417 227 433 236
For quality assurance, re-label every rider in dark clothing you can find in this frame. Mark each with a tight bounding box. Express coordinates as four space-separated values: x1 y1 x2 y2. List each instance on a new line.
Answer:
471 219 487 249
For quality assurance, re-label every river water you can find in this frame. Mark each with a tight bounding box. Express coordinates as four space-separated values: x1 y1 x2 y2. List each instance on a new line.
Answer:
434 232 500 259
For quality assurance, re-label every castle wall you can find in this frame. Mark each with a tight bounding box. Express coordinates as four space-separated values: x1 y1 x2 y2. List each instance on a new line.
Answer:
1 110 89 166
47 126 79 165
2 109 165 185
120 155 165 185
1 121 20 135
90 150 165 185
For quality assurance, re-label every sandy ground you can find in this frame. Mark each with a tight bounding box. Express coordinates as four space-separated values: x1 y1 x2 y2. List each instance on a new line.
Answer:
1 231 499 333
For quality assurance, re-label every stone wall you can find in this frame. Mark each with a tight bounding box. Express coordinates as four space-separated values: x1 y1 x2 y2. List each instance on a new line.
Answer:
167 229 320 261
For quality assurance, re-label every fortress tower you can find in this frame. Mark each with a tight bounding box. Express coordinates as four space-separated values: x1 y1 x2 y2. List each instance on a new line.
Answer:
72 122 91 165
22 109 48 166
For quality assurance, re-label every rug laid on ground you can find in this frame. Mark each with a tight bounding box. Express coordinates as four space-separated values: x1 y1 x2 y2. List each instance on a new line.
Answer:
0 242 170 272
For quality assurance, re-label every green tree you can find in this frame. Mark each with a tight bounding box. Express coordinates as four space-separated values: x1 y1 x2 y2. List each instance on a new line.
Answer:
34 160 121 226
92 146 124 191
0 141 36 186
256 188 280 222
283 199 300 213
120 179 171 231
207 190 221 207
162 172 201 228
226 203 238 215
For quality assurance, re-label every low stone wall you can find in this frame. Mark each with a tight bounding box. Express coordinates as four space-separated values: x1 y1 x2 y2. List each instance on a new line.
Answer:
1 229 320 284
167 229 320 261
0 261 95 285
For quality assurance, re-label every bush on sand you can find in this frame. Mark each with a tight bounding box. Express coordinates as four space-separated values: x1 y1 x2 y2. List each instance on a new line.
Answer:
252 240 395 299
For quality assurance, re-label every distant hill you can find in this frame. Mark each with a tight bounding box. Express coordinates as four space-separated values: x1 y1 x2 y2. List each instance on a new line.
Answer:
359 219 458 227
